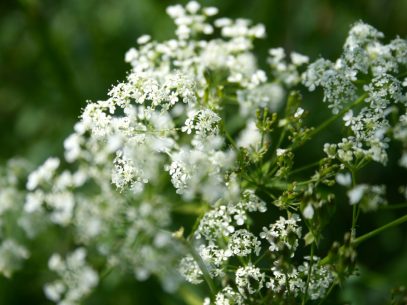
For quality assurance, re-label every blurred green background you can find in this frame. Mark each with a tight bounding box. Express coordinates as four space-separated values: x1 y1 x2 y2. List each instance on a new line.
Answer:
1 0 407 304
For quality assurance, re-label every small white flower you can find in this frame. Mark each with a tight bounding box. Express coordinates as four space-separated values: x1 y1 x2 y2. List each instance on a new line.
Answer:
291 52 309 65
336 172 352 187
399 152 407 168
294 107 304 118
276 148 287 156
303 204 314 219
166 4 185 18
26 158 60 190
137 35 151 45
347 184 367 205
185 1 200 14
214 18 232 27
343 110 354 126
203 7 218 16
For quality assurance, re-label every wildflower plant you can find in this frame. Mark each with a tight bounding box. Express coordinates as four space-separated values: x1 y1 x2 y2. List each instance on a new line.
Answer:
1 2 407 304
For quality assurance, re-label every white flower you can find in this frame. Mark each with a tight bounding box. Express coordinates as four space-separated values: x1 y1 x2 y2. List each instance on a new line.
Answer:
26 158 60 190
294 107 304 118
235 265 265 295
348 184 367 205
203 7 218 16
178 256 203 284
166 4 185 18
399 152 407 168
237 121 262 149
260 214 302 255
291 52 309 66
24 191 44 213
44 248 98 305
276 148 287 156
336 172 352 186
343 110 354 126
228 229 261 256
0 240 29 278
303 204 314 219
137 35 151 45
185 1 200 14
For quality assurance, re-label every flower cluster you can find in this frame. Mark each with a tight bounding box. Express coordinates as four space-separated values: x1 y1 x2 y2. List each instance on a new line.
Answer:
0 2 406 305
44 248 98 305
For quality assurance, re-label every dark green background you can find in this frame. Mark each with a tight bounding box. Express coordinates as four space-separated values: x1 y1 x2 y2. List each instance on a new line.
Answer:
1 0 406 304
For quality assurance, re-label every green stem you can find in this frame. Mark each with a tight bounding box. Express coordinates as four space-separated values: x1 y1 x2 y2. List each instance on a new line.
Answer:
320 213 407 265
292 93 367 151
302 243 315 305
350 169 359 240
222 123 238 150
172 203 209 215
288 160 321 176
254 250 269 265
353 214 407 246
317 282 336 305
182 239 217 297
266 93 367 176
276 128 287 151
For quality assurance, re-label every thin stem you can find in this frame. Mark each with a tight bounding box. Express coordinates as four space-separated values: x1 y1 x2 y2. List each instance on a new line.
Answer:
292 93 367 151
320 213 407 265
284 269 291 296
353 214 407 246
266 93 367 176
263 127 286 175
317 282 336 305
172 203 209 215
350 169 359 241
288 160 320 176
302 243 315 305
222 124 238 150
276 128 287 151
182 238 217 296
100 265 115 281
254 250 269 265
136 127 180 134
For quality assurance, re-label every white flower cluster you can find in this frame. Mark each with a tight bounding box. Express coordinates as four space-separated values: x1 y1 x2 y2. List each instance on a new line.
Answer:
44 248 98 305
235 265 265 296
229 229 261 257
24 158 85 226
0 2 406 305
0 159 32 277
303 58 358 114
204 286 244 305
195 189 267 241
0 239 29 278
269 47 309 87
315 22 407 165
183 192 335 304
19 2 291 301
179 255 203 284
266 257 334 301
297 258 335 300
260 213 302 256
304 21 407 115
347 184 387 211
